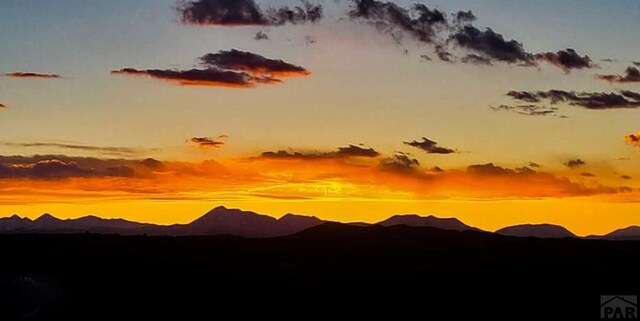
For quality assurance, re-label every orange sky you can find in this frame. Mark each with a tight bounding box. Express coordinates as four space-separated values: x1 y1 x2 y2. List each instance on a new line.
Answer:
1 153 639 236
2 1 640 236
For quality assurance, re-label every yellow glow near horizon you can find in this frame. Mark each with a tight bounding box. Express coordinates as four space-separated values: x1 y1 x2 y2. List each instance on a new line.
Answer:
3 197 640 237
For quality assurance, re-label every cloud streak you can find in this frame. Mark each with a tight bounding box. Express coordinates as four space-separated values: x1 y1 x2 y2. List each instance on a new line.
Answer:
259 145 380 160
0 159 135 179
506 90 640 110
200 49 310 77
112 50 309 88
0 141 139 156
534 49 595 72
178 0 323 26
564 159 586 169
597 66 640 83
111 67 266 88
189 137 225 148
490 104 560 117
5 72 61 79
404 137 456 154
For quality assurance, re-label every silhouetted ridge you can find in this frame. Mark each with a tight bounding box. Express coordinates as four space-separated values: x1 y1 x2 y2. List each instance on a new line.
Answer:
0 208 638 239
604 226 640 240
496 224 576 238
379 214 478 231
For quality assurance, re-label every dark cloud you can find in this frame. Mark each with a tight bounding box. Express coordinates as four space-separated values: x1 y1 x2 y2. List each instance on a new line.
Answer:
564 159 585 169
0 155 166 179
141 158 163 168
633 61 640 67
528 162 541 168
435 45 453 62
621 175 632 180
0 159 134 179
452 10 476 24
625 131 640 147
430 166 444 172
467 163 519 176
346 2 598 72
597 66 640 83
534 49 595 72
259 145 380 160
449 26 534 65
420 54 432 61
178 0 323 26
189 137 225 148
0 102 5 108
379 153 420 172
254 30 269 40
112 50 309 88
506 91 540 103
404 137 456 154
111 67 265 87
600 58 616 62
5 72 61 79
349 0 447 44
334 145 380 157
506 90 640 110
200 49 310 76
490 104 559 117
461 54 492 65
0 141 139 156
580 172 596 177
460 163 625 197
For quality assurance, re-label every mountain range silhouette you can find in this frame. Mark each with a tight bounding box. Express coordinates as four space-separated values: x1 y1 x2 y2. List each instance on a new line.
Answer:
1 206 638 239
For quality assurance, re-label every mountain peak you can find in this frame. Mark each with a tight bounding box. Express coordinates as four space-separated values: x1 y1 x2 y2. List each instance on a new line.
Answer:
497 224 576 238
35 213 61 222
379 214 476 231
604 225 640 240
279 213 321 221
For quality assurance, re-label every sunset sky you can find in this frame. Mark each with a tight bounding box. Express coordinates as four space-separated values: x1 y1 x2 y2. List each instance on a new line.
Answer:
1 0 640 235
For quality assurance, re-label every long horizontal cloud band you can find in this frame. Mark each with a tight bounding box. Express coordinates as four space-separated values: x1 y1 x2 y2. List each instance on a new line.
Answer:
0 151 632 201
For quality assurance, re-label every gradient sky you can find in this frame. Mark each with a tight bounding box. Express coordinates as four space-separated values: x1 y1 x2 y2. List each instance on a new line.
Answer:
1 0 640 235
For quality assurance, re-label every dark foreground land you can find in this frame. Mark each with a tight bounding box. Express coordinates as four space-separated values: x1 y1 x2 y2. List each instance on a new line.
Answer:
1 223 639 319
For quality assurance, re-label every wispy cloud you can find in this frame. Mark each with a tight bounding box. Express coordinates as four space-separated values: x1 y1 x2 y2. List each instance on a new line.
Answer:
348 0 447 44
597 66 640 83
534 49 595 72
189 136 226 148
564 159 586 169
506 90 640 111
491 104 560 117
5 72 61 79
178 0 323 26
404 137 456 154
347 1 595 72
259 144 380 160
0 141 140 156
